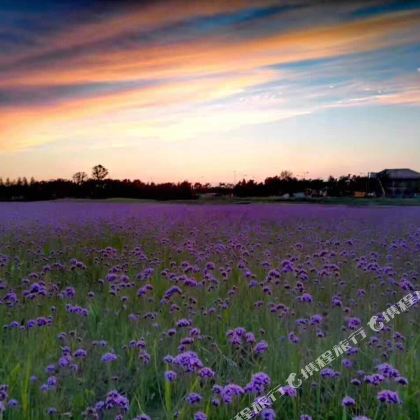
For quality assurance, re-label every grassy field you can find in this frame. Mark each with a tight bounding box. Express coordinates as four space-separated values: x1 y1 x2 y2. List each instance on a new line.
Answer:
0 202 419 419
52 196 420 207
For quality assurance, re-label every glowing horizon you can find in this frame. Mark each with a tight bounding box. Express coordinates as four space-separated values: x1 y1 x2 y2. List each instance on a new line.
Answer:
1 0 419 183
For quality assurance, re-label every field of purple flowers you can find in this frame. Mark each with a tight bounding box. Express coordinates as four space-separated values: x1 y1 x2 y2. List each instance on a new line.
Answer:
0 202 419 419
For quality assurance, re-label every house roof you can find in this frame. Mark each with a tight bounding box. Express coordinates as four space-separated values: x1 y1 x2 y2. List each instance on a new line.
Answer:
377 168 420 180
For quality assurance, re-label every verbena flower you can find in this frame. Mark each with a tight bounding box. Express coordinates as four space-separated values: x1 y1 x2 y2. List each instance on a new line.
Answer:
279 386 297 397
261 408 276 419
347 317 361 330
376 363 400 378
221 384 244 404
104 390 130 412
101 352 118 363
199 367 215 379
254 340 269 355
342 396 356 407
194 411 208 420
47 407 57 416
186 392 202 406
394 376 409 385
7 399 19 409
299 293 313 303
288 332 300 344
245 372 271 395
74 348 87 359
320 368 339 379
377 390 401 404
363 374 384 386
164 370 177 382
173 351 203 373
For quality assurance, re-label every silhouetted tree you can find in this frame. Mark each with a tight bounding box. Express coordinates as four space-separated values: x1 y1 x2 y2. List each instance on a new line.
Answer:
0 169 378 202
280 170 293 180
92 165 109 181
72 171 88 185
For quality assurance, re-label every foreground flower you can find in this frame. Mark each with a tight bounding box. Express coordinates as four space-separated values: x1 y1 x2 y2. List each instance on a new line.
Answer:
394 376 409 385
279 385 297 397
342 396 356 407
199 367 215 379
377 390 401 404
254 340 269 355
74 348 88 359
347 317 361 330
101 352 118 363
288 332 300 344
186 392 203 406
164 370 177 382
221 384 244 404
364 373 384 386
261 408 276 419
245 372 271 395
105 390 130 413
299 293 313 303
320 368 340 379
376 363 400 378
7 399 19 409
47 407 57 416
172 351 203 372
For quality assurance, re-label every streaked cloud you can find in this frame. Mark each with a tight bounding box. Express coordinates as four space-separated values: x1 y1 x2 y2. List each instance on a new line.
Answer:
0 0 419 179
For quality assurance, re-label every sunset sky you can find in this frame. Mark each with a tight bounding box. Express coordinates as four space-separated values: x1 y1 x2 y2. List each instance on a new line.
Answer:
1 0 419 183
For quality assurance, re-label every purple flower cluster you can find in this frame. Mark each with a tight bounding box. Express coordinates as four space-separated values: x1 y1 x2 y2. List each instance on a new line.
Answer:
0 385 19 413
377 390 401 404
244 372 271 395
101 352 118 363
65 304 89 317
171 351 204 373
0 202 419 418
85 390 129 416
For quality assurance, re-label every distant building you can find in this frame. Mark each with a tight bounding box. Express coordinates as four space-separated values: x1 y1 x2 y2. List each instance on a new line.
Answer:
370 169 420 197
353 191 366 198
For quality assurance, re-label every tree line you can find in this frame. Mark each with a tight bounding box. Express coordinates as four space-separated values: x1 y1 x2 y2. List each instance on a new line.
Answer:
0 165 381 201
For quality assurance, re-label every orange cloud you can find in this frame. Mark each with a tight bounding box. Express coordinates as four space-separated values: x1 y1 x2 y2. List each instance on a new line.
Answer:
0 69 280 150
1 8 419 153
376 88 420 106
1 9 419 88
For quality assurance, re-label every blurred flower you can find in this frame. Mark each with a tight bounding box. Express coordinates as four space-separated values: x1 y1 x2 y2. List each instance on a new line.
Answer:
342 396 356 407
101 352 118 363
254 340 269 355
186 392 202 406
221 384 244 404
279 386 297 397
261 408 276 419
288 332 300 344
377 390 401 404
164 370 177 382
